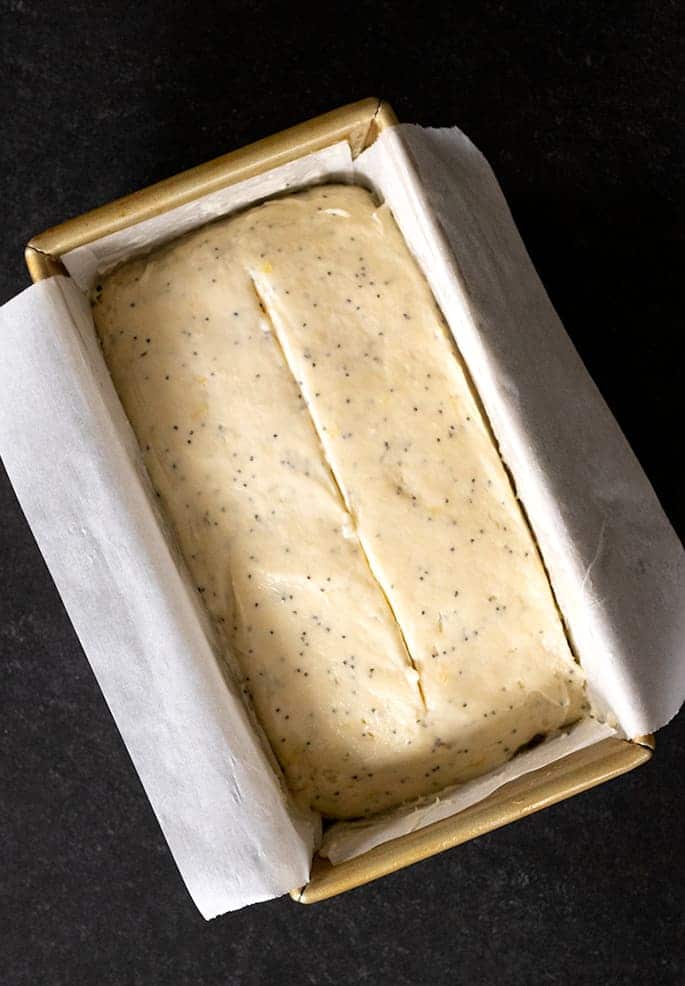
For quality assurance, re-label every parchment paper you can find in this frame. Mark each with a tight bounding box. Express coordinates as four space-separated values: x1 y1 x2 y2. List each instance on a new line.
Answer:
355 126 684 740
1 125 682 911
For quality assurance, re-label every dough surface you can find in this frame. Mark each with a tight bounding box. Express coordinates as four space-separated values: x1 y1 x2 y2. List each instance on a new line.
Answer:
93 184 587 819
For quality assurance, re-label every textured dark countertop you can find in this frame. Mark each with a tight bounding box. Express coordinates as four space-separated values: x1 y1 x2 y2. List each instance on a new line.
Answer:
1 2 682 984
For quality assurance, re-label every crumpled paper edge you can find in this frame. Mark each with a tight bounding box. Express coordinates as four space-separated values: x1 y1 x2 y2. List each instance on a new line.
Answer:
355 126 684 740
0 271 317 920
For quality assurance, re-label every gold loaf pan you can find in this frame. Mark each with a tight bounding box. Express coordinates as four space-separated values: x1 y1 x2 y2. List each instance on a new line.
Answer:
25 97 654 905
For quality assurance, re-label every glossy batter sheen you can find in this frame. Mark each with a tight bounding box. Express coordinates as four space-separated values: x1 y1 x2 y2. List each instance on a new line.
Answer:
93 184 588 819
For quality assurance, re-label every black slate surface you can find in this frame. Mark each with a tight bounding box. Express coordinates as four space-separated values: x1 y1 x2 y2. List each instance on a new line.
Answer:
1 2 683 984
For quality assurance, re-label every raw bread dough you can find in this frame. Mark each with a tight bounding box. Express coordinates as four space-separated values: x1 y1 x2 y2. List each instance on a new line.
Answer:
93 184 587 819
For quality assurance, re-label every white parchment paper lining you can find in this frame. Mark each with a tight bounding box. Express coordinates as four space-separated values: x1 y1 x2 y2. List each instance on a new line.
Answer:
1 125 682 914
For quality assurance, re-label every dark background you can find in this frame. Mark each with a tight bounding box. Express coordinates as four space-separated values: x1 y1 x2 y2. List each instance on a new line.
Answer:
1 2 683 984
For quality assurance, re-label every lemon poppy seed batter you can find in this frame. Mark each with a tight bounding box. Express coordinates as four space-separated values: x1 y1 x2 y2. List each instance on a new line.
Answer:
93 184 587 819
